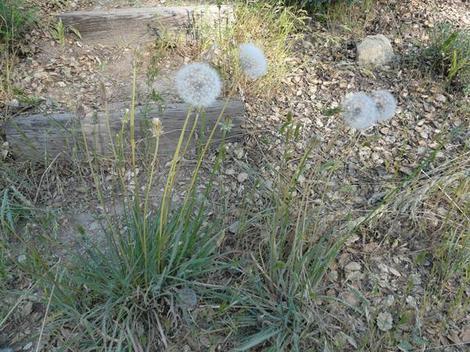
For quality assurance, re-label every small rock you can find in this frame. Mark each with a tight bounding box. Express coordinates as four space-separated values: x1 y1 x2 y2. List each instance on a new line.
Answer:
377 311 393 331
346 271 363 281
17 255 27 263
228 221 239 234
328 270 339 281
7 98 19 108
406 295 417 308
345 261 362 272
342 292 360 306
357 34 394 66
435 94 447 103
237 172 248 183
461 326 470 343
177 288 197 309
384 295 395 307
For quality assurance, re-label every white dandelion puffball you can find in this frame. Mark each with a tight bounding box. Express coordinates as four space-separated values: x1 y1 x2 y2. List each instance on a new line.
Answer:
370 90 397 122
239 43 268 80
341 92 379 129
175 63 222 108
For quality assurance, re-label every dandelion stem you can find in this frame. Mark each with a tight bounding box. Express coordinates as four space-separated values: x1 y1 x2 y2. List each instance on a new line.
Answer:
130 62 138 187
142 134 160 282
158 108 193 272
182 88 236 211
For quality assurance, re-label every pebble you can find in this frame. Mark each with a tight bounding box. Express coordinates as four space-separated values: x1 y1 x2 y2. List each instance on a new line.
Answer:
7 99 19 108
345 261 362 272
435 94 447 103
384 295 395 306
377 311 393 331
346 271 363 281
328 270 339 281
406 295 417 307
342 292 360 306
237 172 248 183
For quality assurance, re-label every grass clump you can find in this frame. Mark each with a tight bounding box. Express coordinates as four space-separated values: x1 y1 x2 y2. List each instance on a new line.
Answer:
151 2 305 98
280 0 361 14
218 121 349 351
24 64 232 349
422 156 469 314
222 3 305 96
278 0 375 34
0 0 36 50
373 149 470 321
0 0 36 103
12 64 352 349
0 160 59 237
46 198 226 349
234 184 345 351
423 22 470 93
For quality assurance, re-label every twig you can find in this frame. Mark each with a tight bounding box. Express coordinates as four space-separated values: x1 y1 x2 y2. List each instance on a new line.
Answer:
34 153 61 204
36 262 61 352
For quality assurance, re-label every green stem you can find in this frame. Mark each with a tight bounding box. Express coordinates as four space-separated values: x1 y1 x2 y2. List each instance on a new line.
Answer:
142 134 160 282
157 109 193 271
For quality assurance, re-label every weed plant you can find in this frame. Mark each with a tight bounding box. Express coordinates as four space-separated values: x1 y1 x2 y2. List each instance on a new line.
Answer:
423 22 470 93
150 2 305 98
0 0 36 49
278 0 375 34
22 64 236 349
230 130 347 351
0 0 36 103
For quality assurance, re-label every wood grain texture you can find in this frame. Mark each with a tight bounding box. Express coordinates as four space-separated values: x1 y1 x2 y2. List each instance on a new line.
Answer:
59 5 233 45
4 99 244 162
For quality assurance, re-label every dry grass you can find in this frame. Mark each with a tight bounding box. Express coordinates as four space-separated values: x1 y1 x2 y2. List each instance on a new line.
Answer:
315 0 377 36
148 2 305 98
214 3 306 97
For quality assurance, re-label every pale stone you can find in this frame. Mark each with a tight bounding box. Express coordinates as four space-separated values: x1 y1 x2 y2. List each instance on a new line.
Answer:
345 261 362 272
237 172 248 183
357 34 394 66
377 311 393 331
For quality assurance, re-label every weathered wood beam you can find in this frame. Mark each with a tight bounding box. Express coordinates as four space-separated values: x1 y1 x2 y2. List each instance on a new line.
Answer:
3 99 244 162
59 5 233 45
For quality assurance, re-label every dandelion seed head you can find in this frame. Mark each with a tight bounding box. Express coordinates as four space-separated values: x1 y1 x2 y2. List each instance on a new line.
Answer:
151 117 163 137
341 92 379 129
370 90 397 122
151 117 161 127
175 63 222 108
239 43 268 80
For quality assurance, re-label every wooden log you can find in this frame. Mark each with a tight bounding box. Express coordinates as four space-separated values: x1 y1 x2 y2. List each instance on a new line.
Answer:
3 99 244 162
59 5 233 45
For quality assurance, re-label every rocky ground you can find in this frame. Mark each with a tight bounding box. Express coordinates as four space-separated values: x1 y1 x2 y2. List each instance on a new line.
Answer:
1 0 469 351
